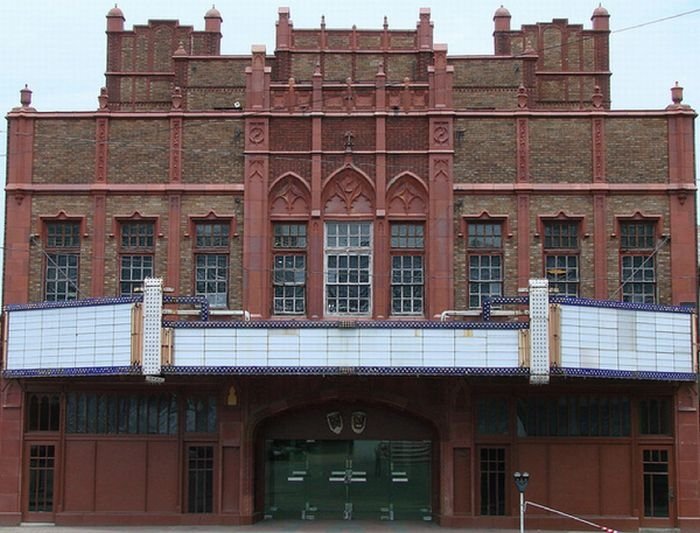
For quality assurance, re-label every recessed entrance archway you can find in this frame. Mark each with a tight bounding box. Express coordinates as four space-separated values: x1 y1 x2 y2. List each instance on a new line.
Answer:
255 401 438 522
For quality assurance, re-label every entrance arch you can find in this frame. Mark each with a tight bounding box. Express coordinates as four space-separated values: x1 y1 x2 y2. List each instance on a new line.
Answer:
255 400 439 521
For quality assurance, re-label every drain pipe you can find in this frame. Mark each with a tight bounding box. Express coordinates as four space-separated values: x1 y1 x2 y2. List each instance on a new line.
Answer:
439 309 526 321
163 309 252 321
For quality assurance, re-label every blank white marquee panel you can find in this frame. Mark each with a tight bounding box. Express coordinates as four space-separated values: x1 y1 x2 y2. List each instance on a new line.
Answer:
5 304 134 370
559 305 693 373
172 327 521 369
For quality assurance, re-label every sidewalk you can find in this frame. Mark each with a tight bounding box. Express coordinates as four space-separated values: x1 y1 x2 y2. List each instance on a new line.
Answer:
0 522 629 533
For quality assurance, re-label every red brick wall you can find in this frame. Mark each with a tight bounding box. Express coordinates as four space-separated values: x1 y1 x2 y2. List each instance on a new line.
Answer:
386 117 428 151
269 118 312 152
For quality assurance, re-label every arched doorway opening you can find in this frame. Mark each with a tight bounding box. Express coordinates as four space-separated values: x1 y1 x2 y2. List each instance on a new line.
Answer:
255 401 438 521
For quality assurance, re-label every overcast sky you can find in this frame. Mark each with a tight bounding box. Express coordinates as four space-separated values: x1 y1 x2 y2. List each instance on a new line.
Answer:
1 0 699 270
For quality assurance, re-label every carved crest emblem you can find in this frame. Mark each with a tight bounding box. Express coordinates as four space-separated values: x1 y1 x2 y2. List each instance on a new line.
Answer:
351 411 367 434
326 411 343 434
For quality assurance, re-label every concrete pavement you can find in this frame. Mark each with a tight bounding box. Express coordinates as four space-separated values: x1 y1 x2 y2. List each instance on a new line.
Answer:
0 522 642 533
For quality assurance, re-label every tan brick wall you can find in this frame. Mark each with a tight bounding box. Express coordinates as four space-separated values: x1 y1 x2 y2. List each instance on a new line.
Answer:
33 120 95 184
454 118 516 183
179 196 243 308
355 55 384 81
153 25 174 71
530 118 591 183
390 33 415 49
182 119 244 184
327 32 350 50
452 59 522 87
296 31 321 48
606 118 668 183
386 55 416 82
528 196 595 297
187 88 245 111
542 27 563 70
453 196 518 308
291 54 320 81
324 54 353 82
358 34 381 50
121 35 134 69
606 195 671 304
104 196 169 296
453 89 519 109
30 196 94 301
187 59 247 87
108 119 169 183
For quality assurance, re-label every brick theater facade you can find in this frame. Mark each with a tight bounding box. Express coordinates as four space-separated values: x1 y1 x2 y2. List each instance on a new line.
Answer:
1 5 698 530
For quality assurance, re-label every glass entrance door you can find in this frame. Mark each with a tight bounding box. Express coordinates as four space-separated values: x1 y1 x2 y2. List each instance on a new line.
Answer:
265 439 431 521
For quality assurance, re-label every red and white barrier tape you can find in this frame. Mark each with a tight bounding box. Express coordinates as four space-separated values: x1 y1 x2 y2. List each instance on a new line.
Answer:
525 501 621 533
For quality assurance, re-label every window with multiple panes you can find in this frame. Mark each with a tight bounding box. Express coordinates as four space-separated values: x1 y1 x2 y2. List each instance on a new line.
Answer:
185 396 218 433
28 445 55 512
390 223 424 315
639 398 672 435
119 221 154 296
516 395 631 437
44 222 80 301
467 222 503 308
65 393 178 435
26 394 60 432
476 398 509 435
543 221 579 297
480 447 506 516
194 222 230 307
272 223 307 314
325 222 372 315
620 221 656 303
188 446 214 513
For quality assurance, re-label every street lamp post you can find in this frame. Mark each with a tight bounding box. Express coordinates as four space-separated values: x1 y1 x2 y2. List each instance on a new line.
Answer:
513 471 530 533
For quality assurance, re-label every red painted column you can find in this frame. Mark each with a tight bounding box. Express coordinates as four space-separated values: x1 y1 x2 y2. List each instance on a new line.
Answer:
0 381 23 524
666 103 697 305
675 384 700 528
426 46 454 317
308 65 324 319
91 111 109 297
167 97 184 292
0 92 35 524
427 135 453 315
591 114 608 299
243 47 271 317
374 65 388 318
4 101 35 305
515 115 530 287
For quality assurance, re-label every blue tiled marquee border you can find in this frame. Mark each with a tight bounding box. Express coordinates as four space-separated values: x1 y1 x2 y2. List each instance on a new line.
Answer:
549 296 695 314
4 296 142 312
161 365 531 376
552 367 697 381
2 365 142 378
162 319 528 330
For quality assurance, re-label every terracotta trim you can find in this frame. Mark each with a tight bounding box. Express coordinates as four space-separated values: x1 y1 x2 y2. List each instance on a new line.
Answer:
91 195 106 297
517 194 530 288
590 194 607 299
